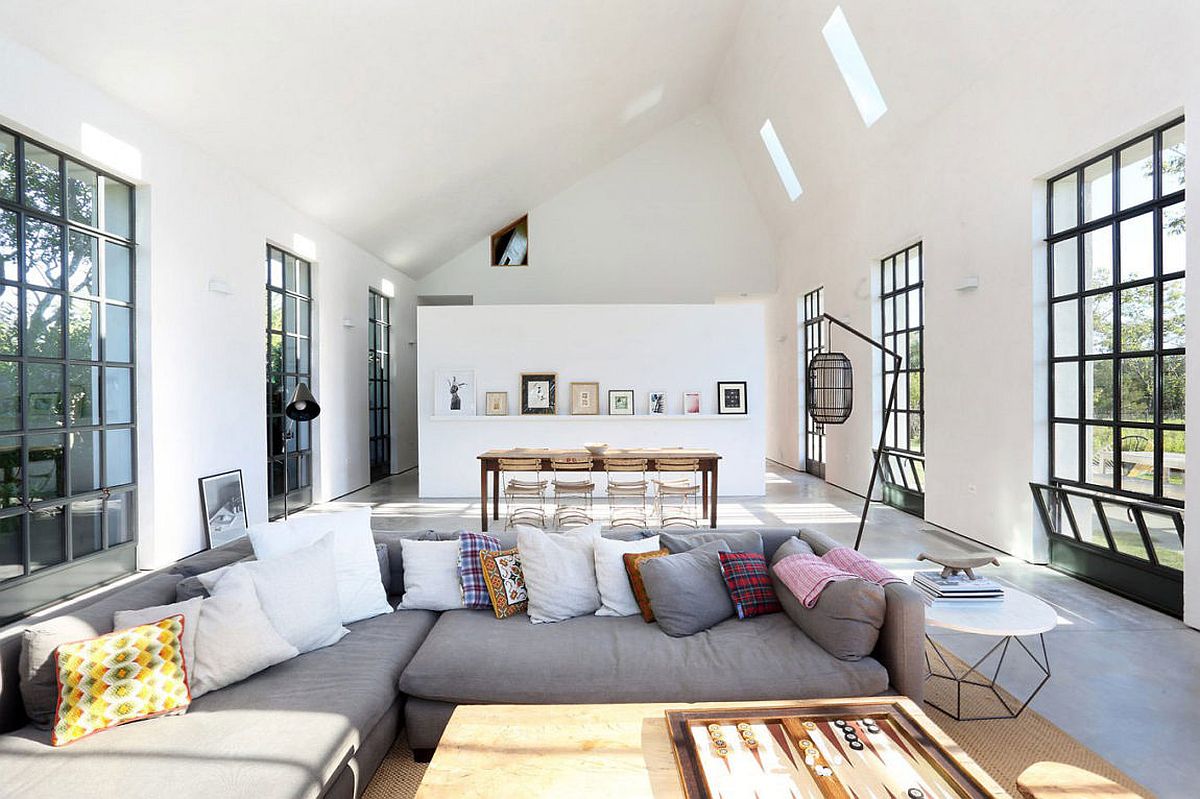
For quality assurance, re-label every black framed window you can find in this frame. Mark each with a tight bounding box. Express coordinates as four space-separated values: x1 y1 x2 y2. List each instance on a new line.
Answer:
266 245 313 520
0 126 137 621
878 243 925 515
803 287 826 477
1047 118 1185 508
368 290 391 482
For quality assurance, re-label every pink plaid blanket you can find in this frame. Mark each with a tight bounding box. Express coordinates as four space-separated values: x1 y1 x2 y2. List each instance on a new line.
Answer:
822 547 902 586
772 554 859 608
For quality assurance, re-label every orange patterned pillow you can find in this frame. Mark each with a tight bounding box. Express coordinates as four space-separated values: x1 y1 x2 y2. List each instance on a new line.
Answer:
623 547 670 623
480 548 527 619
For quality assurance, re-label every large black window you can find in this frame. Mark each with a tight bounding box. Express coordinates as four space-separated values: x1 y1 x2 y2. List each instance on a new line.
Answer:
266 245 313 520
0 127 137 622
879 243 925 515
802 287 826 478
368 290 391 482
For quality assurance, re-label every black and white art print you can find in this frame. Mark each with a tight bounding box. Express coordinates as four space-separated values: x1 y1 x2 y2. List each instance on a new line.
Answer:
648 391 666 415
717 381 748 415
199 469 248 549
521 373 557 414
434 370 476 416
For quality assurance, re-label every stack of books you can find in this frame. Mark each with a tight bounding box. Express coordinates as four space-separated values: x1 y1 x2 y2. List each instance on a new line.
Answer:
912 571 1004 604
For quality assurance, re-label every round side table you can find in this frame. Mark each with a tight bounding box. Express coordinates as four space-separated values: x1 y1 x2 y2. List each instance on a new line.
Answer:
924 586 1057 720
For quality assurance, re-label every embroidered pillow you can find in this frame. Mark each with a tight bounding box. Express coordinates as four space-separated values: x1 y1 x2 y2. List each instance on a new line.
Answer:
51 616 191 747
459 532 501 609
622 547 669 622
480 548 527 618
719 551 782 619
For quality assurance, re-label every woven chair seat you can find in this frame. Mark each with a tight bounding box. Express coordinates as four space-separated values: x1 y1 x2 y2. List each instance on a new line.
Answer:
655 481 700 495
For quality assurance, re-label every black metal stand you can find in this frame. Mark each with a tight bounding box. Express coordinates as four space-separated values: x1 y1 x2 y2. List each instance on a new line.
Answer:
924 633 1052 720
817 314 903 551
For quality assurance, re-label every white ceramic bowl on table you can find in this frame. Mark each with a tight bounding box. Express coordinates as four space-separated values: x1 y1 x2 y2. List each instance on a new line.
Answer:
583 443 608 456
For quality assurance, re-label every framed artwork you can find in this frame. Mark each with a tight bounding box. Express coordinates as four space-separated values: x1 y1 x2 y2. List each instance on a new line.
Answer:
717 381 748 415
570 382 600 415
683 391 702 415
648 392 667 415
491 215 529 266
608 389 634 415
521 373 557 414
434 370 475 416
199 469 247 549
485 391 509 416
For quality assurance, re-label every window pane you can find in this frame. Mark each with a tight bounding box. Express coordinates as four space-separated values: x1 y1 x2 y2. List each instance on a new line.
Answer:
24 218 63 288
1162 354 1185 423
1161 122 1185 194
1051 238 1078 296
908 414 922 451
1053 300 1078 356
101 177 131 238
1119 285 1154 352
1163 277 1185 348
26 363 64 428
1082 157 1114 221
908 372 921 412
105 428 133 486
70 431 101 495
28 433 65 502
296 338 310 374
24 143 62 214
66 161 98 226
1054 362 1078 418
1053 423 1079 480
29 508 65 571
1119 356 1154 421
68 364 100 426
907 333 920 370
25 290 63 358
1142 509 1183 569
1162 202 1185 275
1051 173 1078 233
1100 501 1147 560
1084 293 1112 355
1118 213 1153 283
296 299 310 335
67 231 98 295
0 435 20 507
298 260 311 295
1085 425 1116 488
0 132 15 201
1083 226 1113 289
1085 359 1112 420
268 249 284 288
71 499 104 557
103 242 131 302
0 515 20 581
1118 137 1154 210
68 298 100 361
1119 429 1155 496
284 296 297 333
0 284 17 355
0 361 18 431
284 254 297 291
0 208 17 281
1065 494 1107 548
1162 430 1185 503
106 489 134 544
104 367 132 425
908 247 921 282
106 304 132 362
895 292 907 329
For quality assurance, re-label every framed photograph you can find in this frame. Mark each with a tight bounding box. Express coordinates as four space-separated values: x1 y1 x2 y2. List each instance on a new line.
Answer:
570 381 600 415
434 370 475 416
491 215 529 266
683 391 702 415
608 389 634 415
648 391 667 415
199 469 247 549
485 391 509 416
717 381 748 415
521 373 557 414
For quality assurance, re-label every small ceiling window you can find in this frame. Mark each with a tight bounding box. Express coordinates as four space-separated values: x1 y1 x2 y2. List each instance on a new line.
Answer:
759 119 803 202
822 6 888 128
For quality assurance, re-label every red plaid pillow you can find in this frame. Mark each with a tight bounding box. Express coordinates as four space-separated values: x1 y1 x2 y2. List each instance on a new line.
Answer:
718 551 782 619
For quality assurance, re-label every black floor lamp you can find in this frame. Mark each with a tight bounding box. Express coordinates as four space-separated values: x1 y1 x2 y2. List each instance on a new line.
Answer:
283 382 321 519
806 313 903 551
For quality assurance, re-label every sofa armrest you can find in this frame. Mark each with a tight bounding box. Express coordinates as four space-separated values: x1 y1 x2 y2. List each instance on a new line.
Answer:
875 582 926 704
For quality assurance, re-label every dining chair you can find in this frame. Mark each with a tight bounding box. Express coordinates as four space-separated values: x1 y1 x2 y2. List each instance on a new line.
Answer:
498 457 547 529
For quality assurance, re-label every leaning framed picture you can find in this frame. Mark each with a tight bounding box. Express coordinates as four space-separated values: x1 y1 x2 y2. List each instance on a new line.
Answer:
683 391 702 415
608 389 634 415
485 391 508 416
199 469 248 549
570 381 600 415
434 370 475 416
717 381 748 415
648 391 667 415
521 373 557 414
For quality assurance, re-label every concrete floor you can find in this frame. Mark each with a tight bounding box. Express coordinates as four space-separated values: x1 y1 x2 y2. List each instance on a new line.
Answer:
336 462 1199 797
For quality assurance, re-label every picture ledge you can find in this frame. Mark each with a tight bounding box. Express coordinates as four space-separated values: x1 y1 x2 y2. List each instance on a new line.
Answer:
427 414 750 422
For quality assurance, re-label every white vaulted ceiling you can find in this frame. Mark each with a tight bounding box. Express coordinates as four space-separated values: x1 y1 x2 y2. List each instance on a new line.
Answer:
4 0 747 275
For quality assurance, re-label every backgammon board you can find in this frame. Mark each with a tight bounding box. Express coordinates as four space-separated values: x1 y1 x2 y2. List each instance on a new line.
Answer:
665 701 1000 799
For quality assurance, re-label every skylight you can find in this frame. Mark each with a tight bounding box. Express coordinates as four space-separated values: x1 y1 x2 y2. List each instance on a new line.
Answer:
822 6 887 127
759 119 803 201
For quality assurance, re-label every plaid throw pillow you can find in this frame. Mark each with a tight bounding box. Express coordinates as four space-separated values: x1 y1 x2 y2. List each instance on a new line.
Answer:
718 551 782 619
459 533 501 609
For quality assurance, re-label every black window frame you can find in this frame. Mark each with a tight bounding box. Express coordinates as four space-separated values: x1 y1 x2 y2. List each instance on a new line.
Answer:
802 287 826 477
266 244 313 520
879 242 925 459
368 289 391 482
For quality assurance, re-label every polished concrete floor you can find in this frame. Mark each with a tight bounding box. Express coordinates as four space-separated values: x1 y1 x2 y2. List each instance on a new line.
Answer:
336 462 1199 797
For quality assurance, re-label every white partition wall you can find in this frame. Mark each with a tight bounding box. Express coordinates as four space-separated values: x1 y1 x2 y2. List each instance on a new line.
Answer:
417 304 766 497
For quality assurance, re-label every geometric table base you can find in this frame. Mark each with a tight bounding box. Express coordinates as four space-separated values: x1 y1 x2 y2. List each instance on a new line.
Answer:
925 633 1051 721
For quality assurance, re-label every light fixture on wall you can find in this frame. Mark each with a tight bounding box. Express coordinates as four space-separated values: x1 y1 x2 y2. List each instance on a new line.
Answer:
805 313 902 550
281 383 321 519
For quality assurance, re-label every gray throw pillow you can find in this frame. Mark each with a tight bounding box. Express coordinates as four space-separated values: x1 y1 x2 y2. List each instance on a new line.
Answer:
770 537 886 661
660 530 763 556
639 540 734 637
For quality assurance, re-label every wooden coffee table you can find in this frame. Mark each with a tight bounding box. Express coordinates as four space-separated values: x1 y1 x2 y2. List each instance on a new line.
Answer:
414 698 1008 798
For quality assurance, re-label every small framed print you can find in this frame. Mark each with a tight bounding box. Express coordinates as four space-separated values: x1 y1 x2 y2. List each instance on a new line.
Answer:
521 373 557 414
683 391 702 415
648 391 667 415
570 381 600 415
199 469 248 549
717 381 748 415
485 391 508 416
608 389 634 415
435 369 475 416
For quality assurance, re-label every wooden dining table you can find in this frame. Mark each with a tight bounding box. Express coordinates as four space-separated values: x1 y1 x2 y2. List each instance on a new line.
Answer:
477 447 721 531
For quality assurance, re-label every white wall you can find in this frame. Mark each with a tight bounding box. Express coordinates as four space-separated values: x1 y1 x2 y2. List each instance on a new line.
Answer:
415 106 777 304
417 304 766 497
0 35 418 567
711 1 1200 618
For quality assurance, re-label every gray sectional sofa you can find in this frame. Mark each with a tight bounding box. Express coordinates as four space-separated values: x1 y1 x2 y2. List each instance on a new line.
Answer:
0 526 925 798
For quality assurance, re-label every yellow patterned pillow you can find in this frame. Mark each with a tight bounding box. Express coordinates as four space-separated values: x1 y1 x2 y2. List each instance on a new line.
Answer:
480 548 527 619
52 615 191 746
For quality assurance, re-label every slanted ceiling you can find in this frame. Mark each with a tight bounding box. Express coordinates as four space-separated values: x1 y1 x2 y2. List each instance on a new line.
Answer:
5 0 746 277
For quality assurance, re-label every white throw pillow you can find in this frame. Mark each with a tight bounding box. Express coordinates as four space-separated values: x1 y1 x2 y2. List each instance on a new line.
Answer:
516 523 602 623
593 535 661 617
249 506 392 624
204 533 348 653
397 538 464 611
114 597 204 677
188 569 299 697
